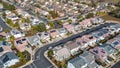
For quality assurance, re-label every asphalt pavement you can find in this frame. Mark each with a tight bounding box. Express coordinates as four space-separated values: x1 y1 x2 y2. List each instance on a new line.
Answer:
24 23 116 68
0 17 12 32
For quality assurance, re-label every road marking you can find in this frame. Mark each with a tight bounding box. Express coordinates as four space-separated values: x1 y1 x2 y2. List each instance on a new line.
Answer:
32 63 37 68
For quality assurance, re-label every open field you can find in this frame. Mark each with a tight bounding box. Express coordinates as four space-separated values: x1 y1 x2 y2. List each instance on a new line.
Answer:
104 0 120 3
101 14 120 22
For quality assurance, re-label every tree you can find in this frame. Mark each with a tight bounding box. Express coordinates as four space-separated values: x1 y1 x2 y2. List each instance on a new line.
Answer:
25 17 30 23
48 49 53 58
2 12 6 18
2 2 15 11
49 10 59 19
21 18 25 23
10 36 15 42
49 22 54 27
86 13 94 18
32 23 47 32
5 28 10 33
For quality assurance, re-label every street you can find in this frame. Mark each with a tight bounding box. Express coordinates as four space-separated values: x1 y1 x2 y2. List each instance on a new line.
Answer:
24 23 116 68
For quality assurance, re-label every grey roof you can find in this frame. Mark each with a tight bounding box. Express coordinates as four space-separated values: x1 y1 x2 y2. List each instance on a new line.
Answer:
68 55 87 68
58 28 68 33
80 51 94 63
26 35 40 44
0 52 18 64
100 44 117 55
0 41 11 47
65 41 79 50
89 61 98 68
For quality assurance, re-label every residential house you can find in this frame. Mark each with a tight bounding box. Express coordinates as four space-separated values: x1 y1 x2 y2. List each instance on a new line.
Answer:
58 28 68 37
75 34 96 50
26 35 42 47
84 34 97 47
91 17 104 25
15 8 31 18
63 23 75 33
90 47 108 63
14 37 28 52
67 51 98 68
67 55 87 68
53 46 71 61
75 36 89 50
37 32 50 42
10 29 25 39
48 29 59 38
91 29 110 41
106 38 120 50
20 23 31 31
65 41 80 55
79 19 92 28
0 52 19 68
72 23 81 31
100 44 118 60
0 46 12 57
109 24 120 33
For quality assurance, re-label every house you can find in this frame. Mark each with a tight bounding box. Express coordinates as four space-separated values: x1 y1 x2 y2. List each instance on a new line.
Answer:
0 52 19 68
37 32 50 42
30 17 41 25
100 44 118 59
109 24 120 33
15 8 31 18
67 51 98 68
0 41 11 47
48 29 59 38
90 47 108 62
14 37 28 52
72 23 81 31
0 32 9 39
10 29 25 39
20 23 31 31
63 23 75 33
53 46 71 61
26 35 42 47
91 29 109 41
67 55 87 68
79 19 92 28
83 34 97 47
75 36 89 50
58 28 68 37
91 17 104 25
75 34 96 50
65 41 80 55
106 38 120 50
0 46 12 57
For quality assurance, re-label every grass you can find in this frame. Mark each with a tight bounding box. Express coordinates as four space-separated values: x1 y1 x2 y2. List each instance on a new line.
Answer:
101 14 120 22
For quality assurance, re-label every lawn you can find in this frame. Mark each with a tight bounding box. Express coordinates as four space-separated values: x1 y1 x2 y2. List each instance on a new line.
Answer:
101 14 120 22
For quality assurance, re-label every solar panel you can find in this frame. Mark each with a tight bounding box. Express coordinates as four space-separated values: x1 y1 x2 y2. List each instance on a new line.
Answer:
3 55 9 63
0 47 3 52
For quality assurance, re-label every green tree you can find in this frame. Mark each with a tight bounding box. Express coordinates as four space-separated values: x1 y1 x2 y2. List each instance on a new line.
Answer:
2 2 15 11
5 28 10 33
49 22 54 27
48 49 53 58
49 10 59 18
10 36 15 42
32 23 47 32
25 17 30 23
86 13 94 18
2 12 6 18
21 18 25 23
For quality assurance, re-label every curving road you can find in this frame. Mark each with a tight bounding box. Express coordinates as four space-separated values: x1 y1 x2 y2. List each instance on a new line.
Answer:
24 23 116 68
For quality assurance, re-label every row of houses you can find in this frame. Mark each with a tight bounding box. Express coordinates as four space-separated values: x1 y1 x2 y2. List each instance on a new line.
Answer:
51 23 120 68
